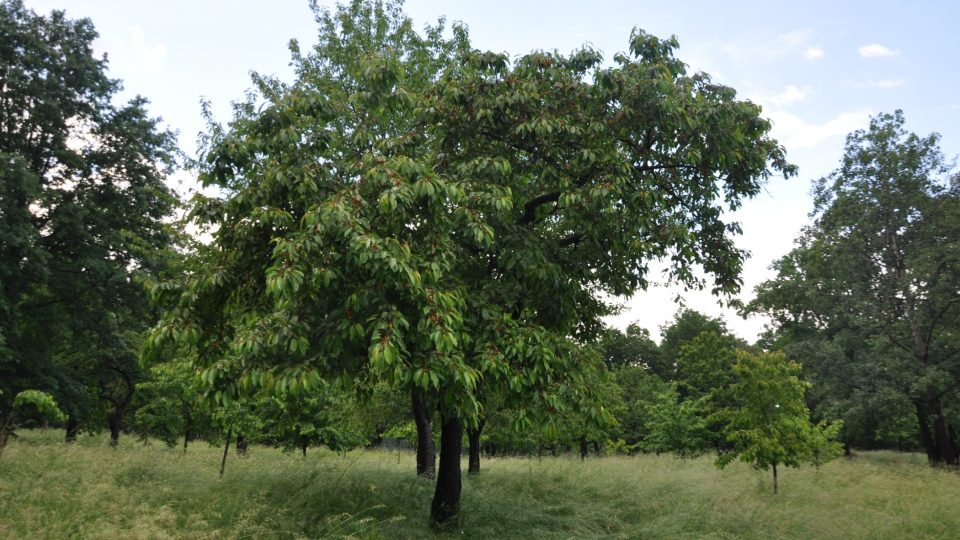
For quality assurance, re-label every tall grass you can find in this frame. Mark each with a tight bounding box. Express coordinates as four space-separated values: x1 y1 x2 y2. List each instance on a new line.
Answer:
1 430 957 539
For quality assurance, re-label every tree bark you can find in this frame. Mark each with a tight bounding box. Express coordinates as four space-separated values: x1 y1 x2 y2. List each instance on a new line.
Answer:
235 435 248 456
108 414 121 447
467 419 484 474
220 431 231 478
0 410 15 458
411 387 435 478
430 416 463 524
65 415 78 443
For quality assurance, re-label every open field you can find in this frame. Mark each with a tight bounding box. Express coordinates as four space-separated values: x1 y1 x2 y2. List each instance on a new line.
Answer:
1 430 958 539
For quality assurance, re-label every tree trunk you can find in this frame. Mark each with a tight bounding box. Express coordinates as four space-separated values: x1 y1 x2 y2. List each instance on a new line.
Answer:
301 439 308 459
916 398 959 465
0 410 15 459
772 462 778 494
220 431 231 478
65 415 78 443
593 440 600 455
411 387 435 478
843 442 851 458
108 414 121 447
580 438 588 461
235 435 248 456
467 419 484 474
430 416 462 524
183 431 189 454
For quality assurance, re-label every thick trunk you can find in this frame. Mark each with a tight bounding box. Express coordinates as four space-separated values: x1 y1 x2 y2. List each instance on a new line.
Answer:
235 435 248 456
65 415 78 443
220 431 231 478
430 416 463 524
931 406 958 465
916 398 959 465
772 462 778 494
108 414 121 447
467 419 484 474
411 387 435 478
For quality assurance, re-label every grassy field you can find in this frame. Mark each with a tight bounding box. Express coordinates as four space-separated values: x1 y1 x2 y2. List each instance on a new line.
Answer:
1 430 958 539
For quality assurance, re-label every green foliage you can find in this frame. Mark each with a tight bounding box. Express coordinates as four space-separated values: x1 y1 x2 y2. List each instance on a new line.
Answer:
611 365 670 447
716 350 842 491
642 385 711 457
12 390 66 423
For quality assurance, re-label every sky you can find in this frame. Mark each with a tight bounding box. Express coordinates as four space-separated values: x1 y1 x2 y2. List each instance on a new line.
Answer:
25 0 960 343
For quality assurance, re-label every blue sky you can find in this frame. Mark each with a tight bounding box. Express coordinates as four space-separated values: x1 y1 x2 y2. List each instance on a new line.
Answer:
27 0 960 342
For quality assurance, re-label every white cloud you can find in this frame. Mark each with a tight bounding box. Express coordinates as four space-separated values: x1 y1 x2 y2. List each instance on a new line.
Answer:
766 109 873 150
869 79 905 88
749 85 810 109
804 46 825 60
95 26 167 75
859 43 899 58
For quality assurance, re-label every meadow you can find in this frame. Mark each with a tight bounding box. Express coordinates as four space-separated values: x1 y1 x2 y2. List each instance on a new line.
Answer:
1 430 958 539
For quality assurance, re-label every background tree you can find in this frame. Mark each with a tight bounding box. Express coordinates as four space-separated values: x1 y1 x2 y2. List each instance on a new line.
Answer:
659 310 737 380
0 0 178 443
750 111 960 465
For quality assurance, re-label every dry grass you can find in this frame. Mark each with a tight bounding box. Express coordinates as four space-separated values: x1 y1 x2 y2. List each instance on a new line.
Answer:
1 430 958 539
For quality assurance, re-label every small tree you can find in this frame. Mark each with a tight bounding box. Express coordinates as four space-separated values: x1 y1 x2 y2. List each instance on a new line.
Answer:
0 390 66 458
716 351 831 493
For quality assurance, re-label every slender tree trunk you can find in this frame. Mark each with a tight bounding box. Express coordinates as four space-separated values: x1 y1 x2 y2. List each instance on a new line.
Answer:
411 387 435 478
220 431 232 478
65 415 78 443
467 419 484 474
183 431 189 455
593 440 600 455
0 410 15 459
301 439 308 459
843 442 851 458
430 416 463 524
580 438 588 461
772 462 778 494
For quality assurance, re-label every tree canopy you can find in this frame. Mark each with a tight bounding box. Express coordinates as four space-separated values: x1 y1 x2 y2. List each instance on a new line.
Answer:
148 0 792 522
0 0 178 444
751 111 960 465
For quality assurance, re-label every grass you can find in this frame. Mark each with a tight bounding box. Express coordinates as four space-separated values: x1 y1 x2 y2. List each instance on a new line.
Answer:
1 430 958 539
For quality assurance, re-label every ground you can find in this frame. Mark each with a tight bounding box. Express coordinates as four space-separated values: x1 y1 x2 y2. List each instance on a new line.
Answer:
1 431 958 539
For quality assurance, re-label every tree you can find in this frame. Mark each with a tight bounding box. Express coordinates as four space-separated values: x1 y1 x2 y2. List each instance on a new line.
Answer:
598 324 662 371
716 350 841 493
0 1 178 443
659 310 738 379
0 389 66 458
150 0 792 524
751 111 960 465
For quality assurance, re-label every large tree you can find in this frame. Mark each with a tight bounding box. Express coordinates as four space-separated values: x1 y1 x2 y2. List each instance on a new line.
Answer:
150 0 792 523
751 111 960 465
0 0 178 443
